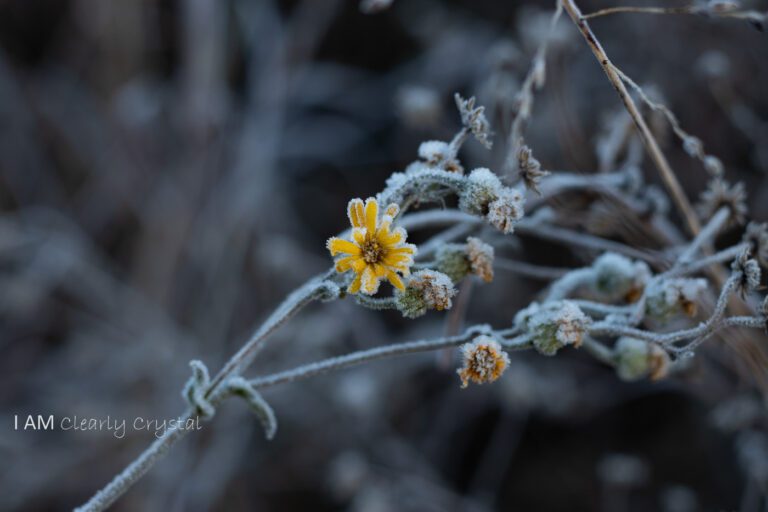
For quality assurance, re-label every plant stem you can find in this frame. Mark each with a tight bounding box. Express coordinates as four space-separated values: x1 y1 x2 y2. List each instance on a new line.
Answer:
561 0 701 236
248 332 532 390
76 275 334 512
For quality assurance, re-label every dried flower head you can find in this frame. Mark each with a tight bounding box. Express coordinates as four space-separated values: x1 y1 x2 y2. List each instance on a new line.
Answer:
454 93 493 149
697 179 747 226
646 278 708 319
517 145 550 195
591 253 651 303
731 250 761 298
487 188 525 234
327 198 416 295
742 222 768 267
517 301 591 356
395 270 456 318
613 337 671 382
457 335 510 388
466 237 495 283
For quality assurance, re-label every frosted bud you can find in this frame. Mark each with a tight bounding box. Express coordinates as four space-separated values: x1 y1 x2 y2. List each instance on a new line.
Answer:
613 337 670 382
646 278 707 319
459 168 504 215
521 301 591 356
395 270 456 319
591 253 651 303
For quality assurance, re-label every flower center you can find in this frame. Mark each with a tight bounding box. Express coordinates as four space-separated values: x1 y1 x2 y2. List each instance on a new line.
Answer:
361 238 383 264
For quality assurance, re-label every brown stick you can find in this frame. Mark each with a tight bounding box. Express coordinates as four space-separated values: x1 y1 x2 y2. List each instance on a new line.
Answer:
560 0 701 236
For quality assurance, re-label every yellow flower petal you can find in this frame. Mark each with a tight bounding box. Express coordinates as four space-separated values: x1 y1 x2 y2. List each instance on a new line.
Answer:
385 269 405 291
335 256 356 272
385 203 399 218
379 229 404 246
352 227 366 245
347 198 365 228
348 273 362 294
382 253 413 267
327 238 361 256
387 245 416 256
360 265 380 295
364 197 378 233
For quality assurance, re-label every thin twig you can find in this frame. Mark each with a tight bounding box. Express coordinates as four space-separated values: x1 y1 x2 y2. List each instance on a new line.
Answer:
561 0 701 236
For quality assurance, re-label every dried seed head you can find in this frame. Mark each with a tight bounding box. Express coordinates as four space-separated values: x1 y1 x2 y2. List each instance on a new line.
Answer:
395 269 457 319
743 222 768 267
518 301 591 356
731 250 761 298
466 237 495 283
487 188 525 234
646 278 708 320
457 335 510 388
697 179 748 226
517 145 550 195
613 337 671 382
454 93 493 149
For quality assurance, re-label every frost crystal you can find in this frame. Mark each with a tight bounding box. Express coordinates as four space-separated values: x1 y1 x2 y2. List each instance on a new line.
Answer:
457 335 510 388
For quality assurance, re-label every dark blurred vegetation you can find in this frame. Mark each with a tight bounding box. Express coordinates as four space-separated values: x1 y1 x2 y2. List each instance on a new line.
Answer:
1 0 767 510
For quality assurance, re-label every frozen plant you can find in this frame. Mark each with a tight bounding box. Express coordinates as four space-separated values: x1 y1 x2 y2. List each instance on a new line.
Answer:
73 2 768 510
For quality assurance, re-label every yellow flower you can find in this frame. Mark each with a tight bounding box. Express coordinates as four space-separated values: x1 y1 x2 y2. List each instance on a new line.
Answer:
327 197 416 295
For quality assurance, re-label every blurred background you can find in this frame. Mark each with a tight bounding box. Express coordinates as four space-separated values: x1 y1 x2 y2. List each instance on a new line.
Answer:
1 0 767 510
